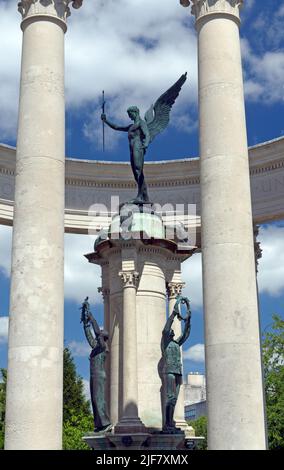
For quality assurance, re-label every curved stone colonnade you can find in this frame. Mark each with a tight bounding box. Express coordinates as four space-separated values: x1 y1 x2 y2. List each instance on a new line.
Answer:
0 136 284 236
3 0 283 451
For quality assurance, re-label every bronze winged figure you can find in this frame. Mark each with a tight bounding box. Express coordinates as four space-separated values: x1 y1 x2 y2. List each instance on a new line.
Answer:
101 73 187 205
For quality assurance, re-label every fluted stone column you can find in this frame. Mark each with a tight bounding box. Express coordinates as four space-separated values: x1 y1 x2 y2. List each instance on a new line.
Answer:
180 0 266 449
5 0 83 450
115 270 146 433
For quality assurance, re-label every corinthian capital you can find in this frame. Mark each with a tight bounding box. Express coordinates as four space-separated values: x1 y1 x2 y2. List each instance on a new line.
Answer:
181 0 244 23
18 0 83 22
167 282 186 299
119 271 139 289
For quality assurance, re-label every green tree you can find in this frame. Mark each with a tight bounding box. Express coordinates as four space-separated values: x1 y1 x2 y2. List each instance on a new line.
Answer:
63 347 90 423
0 369 7 450
63 347 93 450
63 411 93 450
263 314 284 450
187 416 207 450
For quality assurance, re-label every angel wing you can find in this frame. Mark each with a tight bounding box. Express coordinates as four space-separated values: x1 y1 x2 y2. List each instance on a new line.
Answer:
144 73 187 143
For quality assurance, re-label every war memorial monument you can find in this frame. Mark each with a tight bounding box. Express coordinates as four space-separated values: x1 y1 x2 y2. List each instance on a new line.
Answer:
1 0 283 450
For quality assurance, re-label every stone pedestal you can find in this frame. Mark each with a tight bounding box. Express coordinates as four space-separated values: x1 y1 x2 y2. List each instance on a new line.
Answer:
5 0 83 450
83 431 188 451
85 209 196 435
181 0 267 450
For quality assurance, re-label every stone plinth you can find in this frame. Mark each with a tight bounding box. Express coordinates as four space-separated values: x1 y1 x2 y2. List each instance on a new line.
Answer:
85 210 196 433
83 431 187 451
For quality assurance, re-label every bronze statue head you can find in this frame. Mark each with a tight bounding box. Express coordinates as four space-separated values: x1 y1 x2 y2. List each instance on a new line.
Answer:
127 106 140 120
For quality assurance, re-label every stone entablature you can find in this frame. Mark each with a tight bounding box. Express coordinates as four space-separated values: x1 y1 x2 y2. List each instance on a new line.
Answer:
18 0 83 21
0 136 283 232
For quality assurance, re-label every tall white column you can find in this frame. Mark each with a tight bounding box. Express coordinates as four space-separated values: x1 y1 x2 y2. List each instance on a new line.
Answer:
181 0 266 449
115 270 146 433
5 0 83 450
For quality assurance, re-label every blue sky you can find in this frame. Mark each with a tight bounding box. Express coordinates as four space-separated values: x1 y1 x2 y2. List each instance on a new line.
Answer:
0 0 284 389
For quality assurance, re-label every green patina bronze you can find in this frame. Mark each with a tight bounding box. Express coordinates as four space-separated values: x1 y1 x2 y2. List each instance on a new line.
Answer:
161 295 191 433
101 73 187 204
81 298 112 433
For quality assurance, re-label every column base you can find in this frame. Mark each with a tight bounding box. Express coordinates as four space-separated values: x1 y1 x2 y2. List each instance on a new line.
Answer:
83 431 190 450
114 416 146 434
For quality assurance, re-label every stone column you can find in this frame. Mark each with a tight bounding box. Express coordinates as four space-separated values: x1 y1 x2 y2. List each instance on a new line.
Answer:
167 282 188 430
5 0 83 450
181 0 266 449
115 270 145 433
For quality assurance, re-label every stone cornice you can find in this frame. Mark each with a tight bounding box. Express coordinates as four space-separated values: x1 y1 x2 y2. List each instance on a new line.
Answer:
18 0 83 22
0 139 284 190
0 136 284 228
180 0 243 23
1 151 284 189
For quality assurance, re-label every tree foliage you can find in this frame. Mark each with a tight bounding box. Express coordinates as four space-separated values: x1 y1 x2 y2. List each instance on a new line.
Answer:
63 347 93 450
0 369 7 450
1 318 283 450
0 349 92 450
187 416 207 450
263 314 284 450
63 347 90 423
63 411 93 450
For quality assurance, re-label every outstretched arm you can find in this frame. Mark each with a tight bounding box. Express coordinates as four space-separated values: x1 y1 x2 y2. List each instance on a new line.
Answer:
88 313 107 350
176 316 191 346
163 311 175 336
83 323 96 349
88 313 101 338
101 114 130 132
161 311 176 354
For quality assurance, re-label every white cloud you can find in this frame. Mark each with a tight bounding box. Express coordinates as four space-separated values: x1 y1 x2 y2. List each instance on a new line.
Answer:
0 226 102 305
83 378 91 402
183 343 205 363
68 340 90 357
0 316 9 343
181 224 284 308
0 0 197 144
258 225 284 297
241 5 284 105
182 252 203 309
0 2 21 140
0 225 12 277
242 38 284 104
65 0 197 147
64 233 102 304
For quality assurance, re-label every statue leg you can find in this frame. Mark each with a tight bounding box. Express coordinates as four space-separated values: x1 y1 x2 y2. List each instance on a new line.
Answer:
175 374 182 403
131 147 150 203
164 373 177 430
94 374 111 430
90 375 103 430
